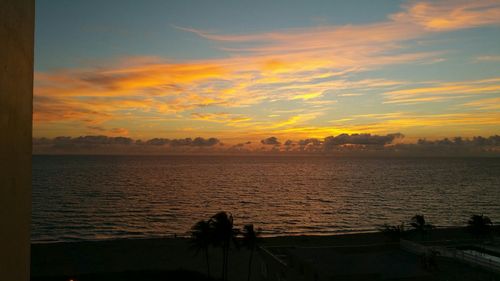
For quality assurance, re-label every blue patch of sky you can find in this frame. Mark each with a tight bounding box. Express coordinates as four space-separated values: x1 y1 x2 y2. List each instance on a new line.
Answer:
36 0 404 70
358 27 500 83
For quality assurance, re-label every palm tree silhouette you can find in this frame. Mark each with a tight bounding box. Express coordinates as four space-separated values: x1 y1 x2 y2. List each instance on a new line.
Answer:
410 214 434 239
241 224 260 281
190 219 213 279
467 214 492 240
210 212 237 281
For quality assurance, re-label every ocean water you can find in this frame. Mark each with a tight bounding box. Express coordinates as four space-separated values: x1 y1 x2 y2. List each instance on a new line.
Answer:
32 155 500 242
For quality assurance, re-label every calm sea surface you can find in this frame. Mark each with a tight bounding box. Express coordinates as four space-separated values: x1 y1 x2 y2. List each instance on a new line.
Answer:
32 155 500 242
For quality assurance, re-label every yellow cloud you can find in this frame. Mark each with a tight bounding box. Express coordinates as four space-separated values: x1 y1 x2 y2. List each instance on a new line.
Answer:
190 112 252 124
383 78 500 104
290 92 324 100
462 97 500 110
332 112 500 135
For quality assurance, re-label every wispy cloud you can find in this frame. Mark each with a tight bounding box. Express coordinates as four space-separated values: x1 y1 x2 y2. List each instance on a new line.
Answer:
383 78 500 104
179 1 500 54
461 97 500 110
391 0 500 31
475 55 500 62
329 112 500 134
34 0 500 140
190 112 252 123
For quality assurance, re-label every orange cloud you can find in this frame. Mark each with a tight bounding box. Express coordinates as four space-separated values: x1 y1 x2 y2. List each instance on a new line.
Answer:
392 0 500 31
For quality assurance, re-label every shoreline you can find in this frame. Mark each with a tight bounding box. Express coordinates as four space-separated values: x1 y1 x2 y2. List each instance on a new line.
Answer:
33 153 500 158
29 225 479 245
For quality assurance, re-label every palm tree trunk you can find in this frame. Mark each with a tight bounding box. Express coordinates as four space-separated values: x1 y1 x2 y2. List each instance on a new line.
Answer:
205 248 210 278
247 247 254 281
225 243 230 281
221 246 226 281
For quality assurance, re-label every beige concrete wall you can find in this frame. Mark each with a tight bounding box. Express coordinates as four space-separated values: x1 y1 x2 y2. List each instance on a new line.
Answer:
0 0 34 280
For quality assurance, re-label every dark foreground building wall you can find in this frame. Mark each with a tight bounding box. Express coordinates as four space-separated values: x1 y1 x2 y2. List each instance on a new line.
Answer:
0 0 35 280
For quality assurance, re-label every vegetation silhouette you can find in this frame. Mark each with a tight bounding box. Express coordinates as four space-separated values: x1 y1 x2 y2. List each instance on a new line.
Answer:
379 214 434 241
241 224 260 281
378 222 407 241
190 219 213 279
409 214 434 239
410 214 434 232
467 214 493 241
190 212 262 281
209 212 238 281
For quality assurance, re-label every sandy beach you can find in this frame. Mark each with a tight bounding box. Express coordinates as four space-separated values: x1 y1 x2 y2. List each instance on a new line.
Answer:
32 236 262 281
31 227 500 280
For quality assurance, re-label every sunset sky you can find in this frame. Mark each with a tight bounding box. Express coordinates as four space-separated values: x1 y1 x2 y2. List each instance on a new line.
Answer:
34 0 500 147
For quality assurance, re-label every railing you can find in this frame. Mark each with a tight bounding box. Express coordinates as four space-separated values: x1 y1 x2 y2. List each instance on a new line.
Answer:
400 239 500 273
260 246 288 267
454 249 500 273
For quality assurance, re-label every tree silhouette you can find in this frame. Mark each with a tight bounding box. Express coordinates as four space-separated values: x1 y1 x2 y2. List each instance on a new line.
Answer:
379 222 407 241
190 219 213 279
467 214 492 240
210 212 237 281
241 224 260 281
410 214 434 239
